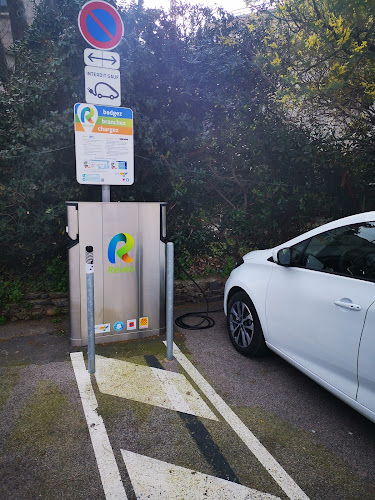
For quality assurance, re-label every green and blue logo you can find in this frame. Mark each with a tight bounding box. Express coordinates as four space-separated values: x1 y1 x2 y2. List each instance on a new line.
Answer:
81 106 94 123
108 233 134 264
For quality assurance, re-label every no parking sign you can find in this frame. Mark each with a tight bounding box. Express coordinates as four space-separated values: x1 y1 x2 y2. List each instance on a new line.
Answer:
78 1 124 50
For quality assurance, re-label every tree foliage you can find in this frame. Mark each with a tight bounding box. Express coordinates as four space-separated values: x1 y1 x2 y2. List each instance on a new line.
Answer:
0 0 85 271
254 0 375 126
0 0 371 280
247 0 375 220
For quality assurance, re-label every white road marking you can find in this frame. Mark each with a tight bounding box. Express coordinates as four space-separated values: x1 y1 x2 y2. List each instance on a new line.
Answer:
152 365 193 415
70 352 128 500
166 342 309 500
95 355 218 420
121 449 281 500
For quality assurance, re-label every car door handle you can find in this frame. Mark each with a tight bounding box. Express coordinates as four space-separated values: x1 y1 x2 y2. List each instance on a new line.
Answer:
334 300 362 311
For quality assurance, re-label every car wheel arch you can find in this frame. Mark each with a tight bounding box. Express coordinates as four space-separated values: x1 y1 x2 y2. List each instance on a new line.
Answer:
227 286 267 333
227 286 258 317
227 286 245 307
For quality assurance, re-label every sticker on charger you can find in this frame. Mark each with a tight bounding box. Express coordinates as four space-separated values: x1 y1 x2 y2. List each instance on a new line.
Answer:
127 319 137 331
139 317 149 329
95 323 111 334
113 321 124 332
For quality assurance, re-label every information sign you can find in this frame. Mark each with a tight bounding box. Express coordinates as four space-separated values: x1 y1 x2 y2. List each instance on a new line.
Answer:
74 103 134 185
85 66 121 106
78 1 124 50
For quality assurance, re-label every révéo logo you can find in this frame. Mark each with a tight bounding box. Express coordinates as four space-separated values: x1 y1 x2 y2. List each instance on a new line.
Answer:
107 233 135 274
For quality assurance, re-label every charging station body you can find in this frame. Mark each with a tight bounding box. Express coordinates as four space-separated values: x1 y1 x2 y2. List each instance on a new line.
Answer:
66 201 167 346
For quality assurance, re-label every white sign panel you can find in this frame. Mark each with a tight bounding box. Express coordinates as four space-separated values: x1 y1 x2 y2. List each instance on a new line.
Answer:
74 103 134 186
85 67 121 107
95 323 111 334
84 48 120 69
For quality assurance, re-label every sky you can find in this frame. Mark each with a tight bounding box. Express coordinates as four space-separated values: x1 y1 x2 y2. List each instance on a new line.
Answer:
119 0 251 16
145 0 249 14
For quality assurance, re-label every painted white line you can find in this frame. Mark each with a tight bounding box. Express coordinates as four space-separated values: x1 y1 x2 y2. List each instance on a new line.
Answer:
152 366 193 415
95 355 217 420
121 449 281 500
165 342 309 500
70 352 128 500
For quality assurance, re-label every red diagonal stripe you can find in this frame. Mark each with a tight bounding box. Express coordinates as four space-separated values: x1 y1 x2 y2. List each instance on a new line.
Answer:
89 11 114 40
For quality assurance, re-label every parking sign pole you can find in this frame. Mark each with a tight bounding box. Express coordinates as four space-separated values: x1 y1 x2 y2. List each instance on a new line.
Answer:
102 185 110 202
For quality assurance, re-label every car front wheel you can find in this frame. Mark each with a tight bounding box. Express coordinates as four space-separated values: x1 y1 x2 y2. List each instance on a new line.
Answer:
227 291 267 357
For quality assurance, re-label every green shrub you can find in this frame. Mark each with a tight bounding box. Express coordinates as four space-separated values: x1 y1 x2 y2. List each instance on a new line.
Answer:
0 277 24 308
221 256 237 277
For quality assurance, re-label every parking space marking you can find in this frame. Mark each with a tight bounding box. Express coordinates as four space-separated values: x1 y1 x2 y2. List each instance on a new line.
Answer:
121 449 281 500
152 366 194 414
70 352 128 500
144 354 239 482
167 342 309 500
95 354 218 420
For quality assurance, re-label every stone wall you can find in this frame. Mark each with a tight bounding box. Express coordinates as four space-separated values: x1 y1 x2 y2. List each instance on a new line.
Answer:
1 277 225 321
4 292 69 322
173 277 225 305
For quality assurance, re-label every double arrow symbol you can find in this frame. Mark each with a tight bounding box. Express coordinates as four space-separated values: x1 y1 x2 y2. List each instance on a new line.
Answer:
87 52 117 65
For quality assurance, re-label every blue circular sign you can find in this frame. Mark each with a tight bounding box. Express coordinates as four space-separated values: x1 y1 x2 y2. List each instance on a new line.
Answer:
113 321 124 332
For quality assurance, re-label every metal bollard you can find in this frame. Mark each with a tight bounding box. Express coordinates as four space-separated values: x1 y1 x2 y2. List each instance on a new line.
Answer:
85 246 95 374
166 242 174 360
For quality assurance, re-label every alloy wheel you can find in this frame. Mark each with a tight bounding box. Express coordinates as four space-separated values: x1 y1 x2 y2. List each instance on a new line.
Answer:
229 300 254 347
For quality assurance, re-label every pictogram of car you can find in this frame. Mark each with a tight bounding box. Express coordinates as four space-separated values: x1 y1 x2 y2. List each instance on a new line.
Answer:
88 82 119 100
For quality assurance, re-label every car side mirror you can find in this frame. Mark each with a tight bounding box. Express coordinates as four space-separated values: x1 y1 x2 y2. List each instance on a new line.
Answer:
274 247 291 266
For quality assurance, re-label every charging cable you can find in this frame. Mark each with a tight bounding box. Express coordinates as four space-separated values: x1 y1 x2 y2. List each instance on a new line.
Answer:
174 263 223 330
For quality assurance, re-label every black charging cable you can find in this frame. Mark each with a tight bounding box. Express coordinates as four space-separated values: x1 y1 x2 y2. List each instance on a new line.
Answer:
174 263 223 330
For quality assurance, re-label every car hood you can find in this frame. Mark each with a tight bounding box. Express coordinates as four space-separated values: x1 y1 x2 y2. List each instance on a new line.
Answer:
243 249 272 262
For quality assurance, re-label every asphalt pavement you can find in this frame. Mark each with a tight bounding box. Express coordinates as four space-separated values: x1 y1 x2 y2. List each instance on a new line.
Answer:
0 303 374 499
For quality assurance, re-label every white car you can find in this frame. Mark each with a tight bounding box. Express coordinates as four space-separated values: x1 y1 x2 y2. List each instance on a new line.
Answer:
224 211 375 423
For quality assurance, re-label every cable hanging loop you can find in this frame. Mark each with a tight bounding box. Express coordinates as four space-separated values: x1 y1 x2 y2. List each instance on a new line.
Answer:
174 262 222 330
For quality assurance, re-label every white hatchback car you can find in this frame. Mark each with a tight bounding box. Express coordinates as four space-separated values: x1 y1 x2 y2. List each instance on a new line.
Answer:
224 211 375 423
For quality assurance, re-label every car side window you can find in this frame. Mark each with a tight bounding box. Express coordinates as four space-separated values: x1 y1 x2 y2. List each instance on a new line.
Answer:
291 222 375 281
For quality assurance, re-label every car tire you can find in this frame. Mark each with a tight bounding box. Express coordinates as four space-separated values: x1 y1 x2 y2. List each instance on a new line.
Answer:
227 291 267 357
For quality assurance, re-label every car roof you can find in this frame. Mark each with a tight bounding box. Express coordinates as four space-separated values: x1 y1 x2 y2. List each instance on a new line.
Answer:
275 211 375 250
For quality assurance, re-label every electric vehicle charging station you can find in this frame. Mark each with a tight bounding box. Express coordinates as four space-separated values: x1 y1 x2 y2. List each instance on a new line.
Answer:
66 201 167 346
68 2 173 351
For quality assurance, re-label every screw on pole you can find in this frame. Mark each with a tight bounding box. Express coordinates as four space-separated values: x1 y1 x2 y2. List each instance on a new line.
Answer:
85 246 95 374
166 242 174 360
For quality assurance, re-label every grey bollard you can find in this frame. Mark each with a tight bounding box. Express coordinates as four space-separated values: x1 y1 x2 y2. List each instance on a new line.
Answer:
166 242 174 360
85 246 95 374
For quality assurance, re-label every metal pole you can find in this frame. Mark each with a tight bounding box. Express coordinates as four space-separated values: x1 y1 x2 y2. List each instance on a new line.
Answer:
166 242 174 360
102 185 110 202
86 246 95 374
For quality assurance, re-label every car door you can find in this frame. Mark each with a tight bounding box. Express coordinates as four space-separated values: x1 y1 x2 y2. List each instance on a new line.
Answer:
266 221 375 399
357 300 375 413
